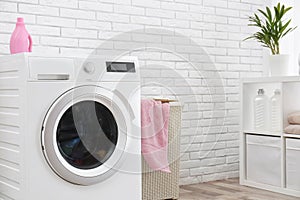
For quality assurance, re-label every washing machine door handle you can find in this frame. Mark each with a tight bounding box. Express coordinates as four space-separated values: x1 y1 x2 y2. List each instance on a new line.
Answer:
112 89 135 120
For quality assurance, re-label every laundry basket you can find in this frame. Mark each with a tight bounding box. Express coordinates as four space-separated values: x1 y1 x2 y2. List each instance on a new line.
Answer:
142 103 181 200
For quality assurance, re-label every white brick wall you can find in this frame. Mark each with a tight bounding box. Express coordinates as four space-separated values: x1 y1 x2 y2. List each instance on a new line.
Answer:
0 0 268 185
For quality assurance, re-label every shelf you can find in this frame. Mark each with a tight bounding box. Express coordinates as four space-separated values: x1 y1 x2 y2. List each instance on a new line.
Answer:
242 76 300 84
242 131 300 138
243 130 281 137
241 82 282 131
283 134 300 139
241 180 300 198
241 77 300 198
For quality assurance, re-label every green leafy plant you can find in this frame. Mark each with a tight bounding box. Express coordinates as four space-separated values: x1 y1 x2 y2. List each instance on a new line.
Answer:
245 3 297 55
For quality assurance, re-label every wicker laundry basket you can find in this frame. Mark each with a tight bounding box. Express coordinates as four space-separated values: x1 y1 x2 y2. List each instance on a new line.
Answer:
142 103 182 200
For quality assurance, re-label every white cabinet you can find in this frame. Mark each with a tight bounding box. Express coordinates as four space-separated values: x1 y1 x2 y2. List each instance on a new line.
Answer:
240 76 300 198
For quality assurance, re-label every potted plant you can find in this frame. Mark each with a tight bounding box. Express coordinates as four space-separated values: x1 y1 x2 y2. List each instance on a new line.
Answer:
245 3 297 76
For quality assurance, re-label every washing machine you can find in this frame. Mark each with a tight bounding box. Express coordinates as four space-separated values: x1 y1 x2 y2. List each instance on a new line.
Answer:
0 53 141 200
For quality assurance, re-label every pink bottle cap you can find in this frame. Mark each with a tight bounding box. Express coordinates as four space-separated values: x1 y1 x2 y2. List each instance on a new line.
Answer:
17 18 24 23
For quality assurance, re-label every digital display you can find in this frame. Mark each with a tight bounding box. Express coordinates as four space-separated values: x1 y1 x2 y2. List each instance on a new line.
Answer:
106 62 135 73
111 63 127 71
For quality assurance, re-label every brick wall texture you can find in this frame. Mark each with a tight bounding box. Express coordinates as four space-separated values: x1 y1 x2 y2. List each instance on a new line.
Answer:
0 0 268 185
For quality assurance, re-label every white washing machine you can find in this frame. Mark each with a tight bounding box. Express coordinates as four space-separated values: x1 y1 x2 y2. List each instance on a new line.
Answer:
0 53 141 200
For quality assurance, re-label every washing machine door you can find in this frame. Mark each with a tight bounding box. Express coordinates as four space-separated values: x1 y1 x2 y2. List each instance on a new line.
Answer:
41 86 129 185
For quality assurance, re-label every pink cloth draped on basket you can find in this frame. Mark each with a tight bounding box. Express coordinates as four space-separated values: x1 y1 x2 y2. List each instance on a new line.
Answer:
141 99 171 173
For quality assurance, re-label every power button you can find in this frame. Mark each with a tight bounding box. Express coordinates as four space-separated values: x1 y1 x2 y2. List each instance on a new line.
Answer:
83 62 95 74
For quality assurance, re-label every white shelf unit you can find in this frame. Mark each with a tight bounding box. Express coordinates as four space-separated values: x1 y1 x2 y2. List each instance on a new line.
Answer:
240 76 300 198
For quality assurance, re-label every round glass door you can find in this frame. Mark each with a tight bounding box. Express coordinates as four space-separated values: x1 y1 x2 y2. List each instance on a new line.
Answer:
56 101 118 170
41 86 128 185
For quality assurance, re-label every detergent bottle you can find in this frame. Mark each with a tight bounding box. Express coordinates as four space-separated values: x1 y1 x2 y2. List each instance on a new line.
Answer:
10 18 32 54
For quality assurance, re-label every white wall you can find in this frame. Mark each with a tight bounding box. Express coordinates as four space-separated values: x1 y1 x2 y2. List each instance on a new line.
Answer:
0 0 268 185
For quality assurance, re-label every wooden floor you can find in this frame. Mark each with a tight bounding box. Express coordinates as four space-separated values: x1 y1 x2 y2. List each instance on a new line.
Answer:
179 179 300 200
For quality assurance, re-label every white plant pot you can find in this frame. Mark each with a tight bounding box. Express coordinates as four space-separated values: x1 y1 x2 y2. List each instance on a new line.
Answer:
269 54 290 76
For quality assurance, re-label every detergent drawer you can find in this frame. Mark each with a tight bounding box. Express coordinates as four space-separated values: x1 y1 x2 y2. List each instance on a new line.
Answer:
28 57 75 81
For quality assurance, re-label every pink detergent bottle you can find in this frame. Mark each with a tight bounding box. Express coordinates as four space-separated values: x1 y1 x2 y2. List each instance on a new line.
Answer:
10 18 32 54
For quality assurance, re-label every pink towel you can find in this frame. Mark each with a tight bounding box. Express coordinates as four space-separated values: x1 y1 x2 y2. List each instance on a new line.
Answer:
141 99 171 173
288 111 300 124
285 125 300 134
